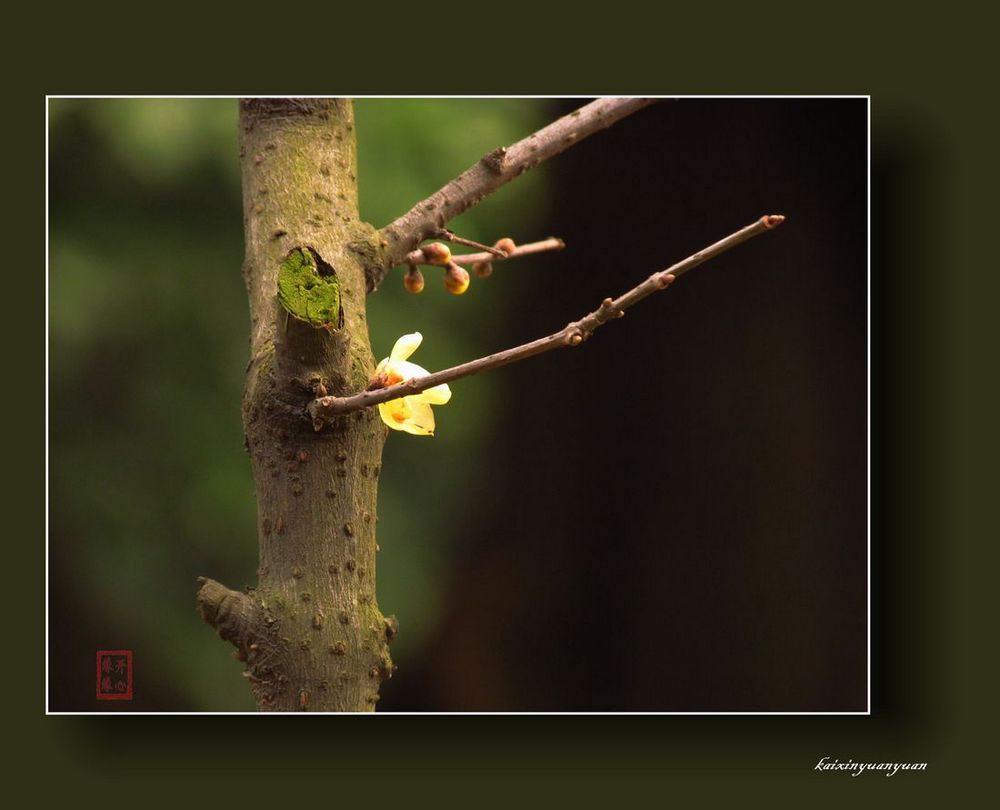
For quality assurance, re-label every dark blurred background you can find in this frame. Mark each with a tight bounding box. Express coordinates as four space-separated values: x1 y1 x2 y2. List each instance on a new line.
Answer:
48 98 866 712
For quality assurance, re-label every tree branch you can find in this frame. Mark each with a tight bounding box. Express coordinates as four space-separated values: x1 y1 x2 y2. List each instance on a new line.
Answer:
309 215 784 429
373 98 656 287
405 237 566 268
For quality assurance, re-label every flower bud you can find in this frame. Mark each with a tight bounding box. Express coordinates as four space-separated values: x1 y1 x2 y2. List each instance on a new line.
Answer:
494 237 516 257
421 242 452 266
444 262 470 295
403 267 425 294
472 261 493 278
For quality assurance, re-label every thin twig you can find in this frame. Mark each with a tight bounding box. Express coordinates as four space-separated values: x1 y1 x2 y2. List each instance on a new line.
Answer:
432 229 508 257
405 237 566 269
372 98 656 287
308 215 784 430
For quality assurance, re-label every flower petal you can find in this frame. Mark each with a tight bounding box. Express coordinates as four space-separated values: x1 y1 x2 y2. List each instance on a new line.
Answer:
378 397 411 431
396 397 435 436
382 363 406 385
390 332 422 362
392 359 431 381
418 382 452 405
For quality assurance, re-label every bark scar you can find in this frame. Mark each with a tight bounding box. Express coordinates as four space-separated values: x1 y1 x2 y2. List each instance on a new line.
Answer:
481 146 508 174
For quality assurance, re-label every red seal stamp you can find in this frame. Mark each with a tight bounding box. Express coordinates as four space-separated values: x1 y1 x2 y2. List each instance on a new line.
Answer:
96 650 133 701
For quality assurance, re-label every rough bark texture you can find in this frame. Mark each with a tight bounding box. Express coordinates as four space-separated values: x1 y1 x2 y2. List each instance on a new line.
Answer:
197 99 394 711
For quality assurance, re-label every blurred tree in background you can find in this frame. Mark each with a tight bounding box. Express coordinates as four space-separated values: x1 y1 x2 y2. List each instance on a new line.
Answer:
49 99 549 710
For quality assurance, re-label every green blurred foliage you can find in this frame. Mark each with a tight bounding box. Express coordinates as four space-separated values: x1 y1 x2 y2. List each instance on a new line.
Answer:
49 98 550 710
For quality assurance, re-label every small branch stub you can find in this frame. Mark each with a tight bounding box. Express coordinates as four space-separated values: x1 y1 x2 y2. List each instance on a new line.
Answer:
196 577 258 651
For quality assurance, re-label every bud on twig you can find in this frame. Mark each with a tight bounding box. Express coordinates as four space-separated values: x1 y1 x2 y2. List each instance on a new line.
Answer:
444 262 470 295
494 237 516 257
403 266 425 293
421 242 452 266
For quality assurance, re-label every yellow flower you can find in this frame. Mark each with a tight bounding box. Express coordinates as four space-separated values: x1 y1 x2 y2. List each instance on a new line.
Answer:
375 332 452 436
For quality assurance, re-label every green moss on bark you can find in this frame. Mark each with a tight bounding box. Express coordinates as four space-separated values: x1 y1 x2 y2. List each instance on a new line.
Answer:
278 248 341 329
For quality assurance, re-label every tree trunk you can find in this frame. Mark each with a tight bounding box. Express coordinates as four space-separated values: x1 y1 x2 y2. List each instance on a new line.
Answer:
192 97 775 711
197 98 394 711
